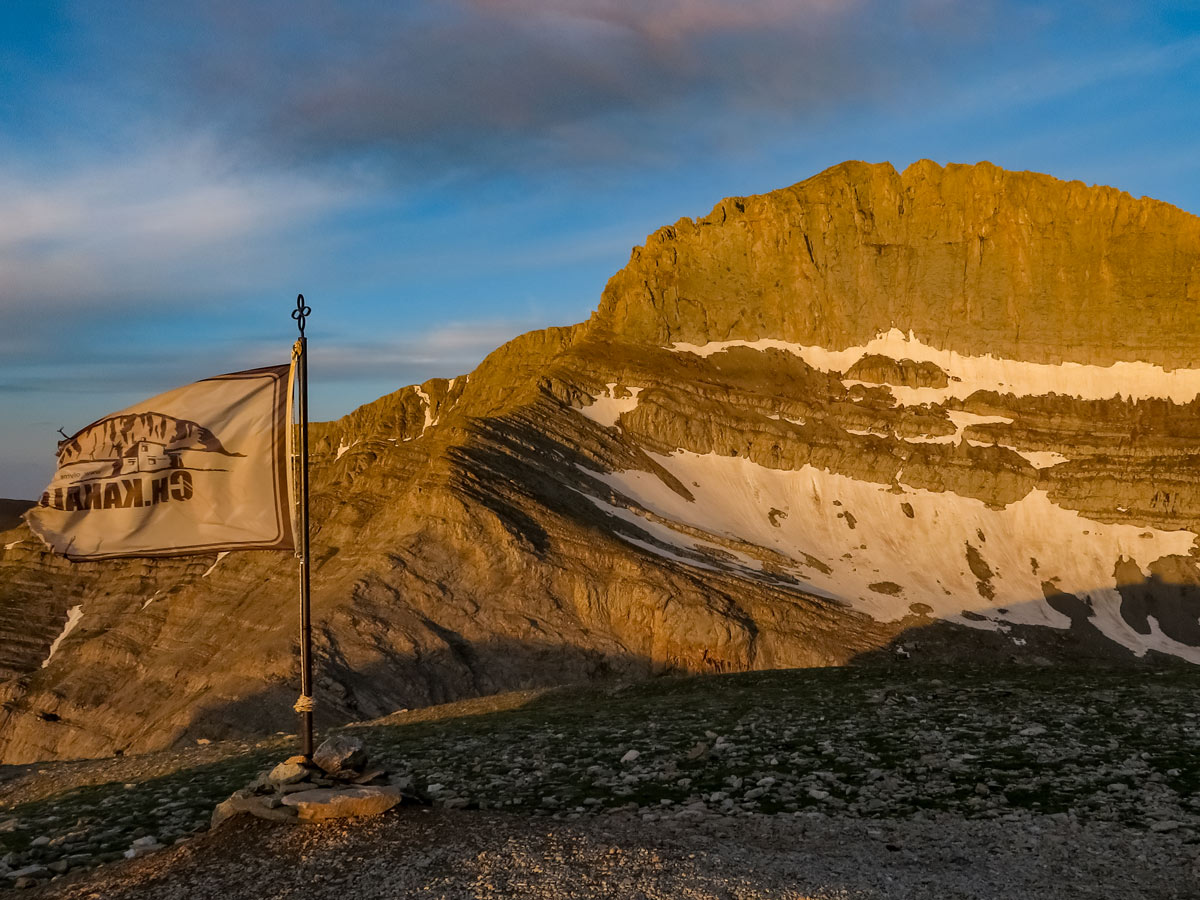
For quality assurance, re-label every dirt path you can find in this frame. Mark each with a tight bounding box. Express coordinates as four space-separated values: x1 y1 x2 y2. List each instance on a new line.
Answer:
28 806 1199 900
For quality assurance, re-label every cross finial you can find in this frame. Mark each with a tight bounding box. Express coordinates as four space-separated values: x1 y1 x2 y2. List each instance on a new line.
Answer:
292 294 311 337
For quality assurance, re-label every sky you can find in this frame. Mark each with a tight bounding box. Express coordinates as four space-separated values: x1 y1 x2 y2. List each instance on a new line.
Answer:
1 1 1199 498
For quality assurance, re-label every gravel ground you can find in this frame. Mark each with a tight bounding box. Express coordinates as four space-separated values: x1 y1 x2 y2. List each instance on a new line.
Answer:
25 807 1200 899
2 666 1199 894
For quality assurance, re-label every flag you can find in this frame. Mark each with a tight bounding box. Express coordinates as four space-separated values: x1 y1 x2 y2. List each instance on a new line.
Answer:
25 365 295 561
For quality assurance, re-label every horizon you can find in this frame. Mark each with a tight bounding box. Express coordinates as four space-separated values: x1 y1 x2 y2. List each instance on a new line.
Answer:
3 1 1200 498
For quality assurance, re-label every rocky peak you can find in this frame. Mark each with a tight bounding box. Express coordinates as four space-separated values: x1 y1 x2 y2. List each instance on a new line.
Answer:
594 160 1200 368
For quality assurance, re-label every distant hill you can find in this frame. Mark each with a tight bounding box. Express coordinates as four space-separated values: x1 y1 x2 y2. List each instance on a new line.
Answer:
0 500 33 534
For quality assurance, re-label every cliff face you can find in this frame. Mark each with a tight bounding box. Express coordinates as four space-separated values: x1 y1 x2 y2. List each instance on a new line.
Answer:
3 160 1200 764
597 160 1200 367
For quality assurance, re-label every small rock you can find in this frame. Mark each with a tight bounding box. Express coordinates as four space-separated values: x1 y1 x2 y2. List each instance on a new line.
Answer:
123 844 162 860
620 750 641 764
6 865 49 881
1150 820 1182 833
313 736 368 776
268 761 311 786
28 838 49 849
1019 725 1047 737
129 836 159 849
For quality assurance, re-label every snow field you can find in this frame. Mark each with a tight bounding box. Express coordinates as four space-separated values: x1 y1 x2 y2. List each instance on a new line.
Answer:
582 451 1200 661
672 328 1200 404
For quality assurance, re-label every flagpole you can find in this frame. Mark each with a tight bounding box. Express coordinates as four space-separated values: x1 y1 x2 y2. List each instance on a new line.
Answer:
292 295 315 762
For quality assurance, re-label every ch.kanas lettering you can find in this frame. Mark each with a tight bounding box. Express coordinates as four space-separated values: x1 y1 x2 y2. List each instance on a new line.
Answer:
39 471 193 511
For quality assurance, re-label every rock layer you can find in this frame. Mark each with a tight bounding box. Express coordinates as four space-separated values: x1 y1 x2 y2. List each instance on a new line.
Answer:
2 160 1199 764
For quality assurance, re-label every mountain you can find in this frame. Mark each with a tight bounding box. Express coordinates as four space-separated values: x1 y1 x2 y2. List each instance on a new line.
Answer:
0 500 33 535
2 159 1200 764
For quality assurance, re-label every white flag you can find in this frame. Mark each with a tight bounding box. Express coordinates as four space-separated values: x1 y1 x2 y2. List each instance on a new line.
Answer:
26 365 295 560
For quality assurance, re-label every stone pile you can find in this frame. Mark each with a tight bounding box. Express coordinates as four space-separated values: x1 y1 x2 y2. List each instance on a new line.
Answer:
0 668 1197 890
212 736 405 827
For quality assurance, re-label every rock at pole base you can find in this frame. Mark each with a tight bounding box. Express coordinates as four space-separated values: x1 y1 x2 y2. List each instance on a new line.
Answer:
280 786 403 822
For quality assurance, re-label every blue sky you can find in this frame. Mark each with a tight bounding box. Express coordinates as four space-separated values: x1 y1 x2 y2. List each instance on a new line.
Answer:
2 1 1198 498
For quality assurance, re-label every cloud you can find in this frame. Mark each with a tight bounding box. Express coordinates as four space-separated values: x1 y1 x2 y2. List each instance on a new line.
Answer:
0 138 356 308
65 0 988 177
307 319 544 384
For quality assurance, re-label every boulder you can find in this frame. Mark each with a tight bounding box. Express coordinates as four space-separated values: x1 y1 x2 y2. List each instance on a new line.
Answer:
312 735 367 775
280 785 402 823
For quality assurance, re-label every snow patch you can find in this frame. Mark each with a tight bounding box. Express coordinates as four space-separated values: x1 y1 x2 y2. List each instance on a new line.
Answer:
582 450 1200 660
571 481 835 597
42 604 83 668
991 446 1070 469
3 540 22 550
142 590 163 610
415 386 436 435
672 329 1200 403
580 384 643 428
335 440 358 460
201 551 230 578
946 411 1014 431
852 410 1067 467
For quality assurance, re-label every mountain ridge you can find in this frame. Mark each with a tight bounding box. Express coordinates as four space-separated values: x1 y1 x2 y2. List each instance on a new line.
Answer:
2 159 1200 764
595 159 1200 367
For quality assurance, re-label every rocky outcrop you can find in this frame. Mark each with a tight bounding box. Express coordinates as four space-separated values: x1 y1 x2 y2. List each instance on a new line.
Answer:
2 160 1199 764
846 355 949 389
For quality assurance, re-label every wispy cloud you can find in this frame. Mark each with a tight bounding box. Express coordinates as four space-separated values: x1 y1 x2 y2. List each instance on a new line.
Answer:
932 33 1200 119
0 139 356 307
305 319 543 383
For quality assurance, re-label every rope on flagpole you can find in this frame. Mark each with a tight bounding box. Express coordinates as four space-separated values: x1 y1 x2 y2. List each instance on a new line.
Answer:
293 694 316 714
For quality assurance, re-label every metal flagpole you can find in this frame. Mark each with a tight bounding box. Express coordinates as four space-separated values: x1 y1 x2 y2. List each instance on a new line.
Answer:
292 294 315 762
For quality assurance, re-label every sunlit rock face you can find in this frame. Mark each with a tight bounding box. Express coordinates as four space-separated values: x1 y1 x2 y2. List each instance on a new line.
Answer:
3 160 1200 763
